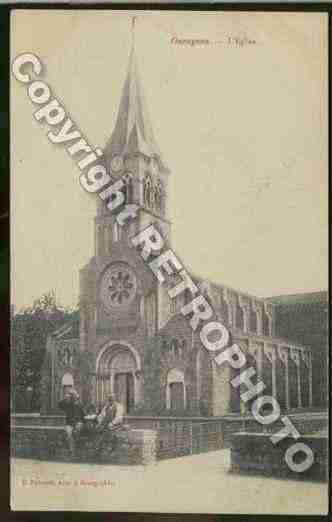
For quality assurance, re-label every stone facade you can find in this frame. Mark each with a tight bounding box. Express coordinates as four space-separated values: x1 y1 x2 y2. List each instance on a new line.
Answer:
41 39 325 420
268 293 328 408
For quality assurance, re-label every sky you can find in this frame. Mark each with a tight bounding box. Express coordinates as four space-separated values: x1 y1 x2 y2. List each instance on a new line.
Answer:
11 10 328 309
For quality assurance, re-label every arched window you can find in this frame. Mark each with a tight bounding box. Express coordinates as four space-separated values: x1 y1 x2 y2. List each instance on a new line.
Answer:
170 295 177 314
155 179 163 212
61 373 74 398
123 173 133 203
235 300 244 330
262 311 270 336
249 307 258 333
143 174 152 208
150 184 155 209
166 368 186 411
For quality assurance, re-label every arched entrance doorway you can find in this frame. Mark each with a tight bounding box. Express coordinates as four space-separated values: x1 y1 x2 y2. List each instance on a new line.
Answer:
95 343 140 414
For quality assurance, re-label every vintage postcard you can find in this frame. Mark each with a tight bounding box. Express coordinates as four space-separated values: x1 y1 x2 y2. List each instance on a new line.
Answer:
10 9 328 513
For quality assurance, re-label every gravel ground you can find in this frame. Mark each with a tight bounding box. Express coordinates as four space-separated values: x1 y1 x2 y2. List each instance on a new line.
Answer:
11 450 328 514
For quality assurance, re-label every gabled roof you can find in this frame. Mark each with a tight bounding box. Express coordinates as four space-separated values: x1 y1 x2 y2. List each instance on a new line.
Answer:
266 291 328 306
51 318 79 340
104 46 168 172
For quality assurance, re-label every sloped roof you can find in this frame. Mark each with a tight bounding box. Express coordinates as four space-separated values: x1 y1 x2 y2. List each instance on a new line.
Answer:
266 291 327 306
52 318 79 340
104 46 168 172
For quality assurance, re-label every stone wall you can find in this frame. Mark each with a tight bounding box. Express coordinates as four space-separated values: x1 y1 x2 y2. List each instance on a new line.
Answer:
230 432 328 481
11 425 157 466
11 412 327 466
139 316 203 415
11 413 65 426
271 293 328 408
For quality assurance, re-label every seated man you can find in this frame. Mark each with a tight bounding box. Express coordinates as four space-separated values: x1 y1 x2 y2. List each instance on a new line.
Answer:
95 394 124 459
58 388 85 457
81 404 99 435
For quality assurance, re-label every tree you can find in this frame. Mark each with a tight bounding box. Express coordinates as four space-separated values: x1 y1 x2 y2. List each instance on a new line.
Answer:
11 291 78 412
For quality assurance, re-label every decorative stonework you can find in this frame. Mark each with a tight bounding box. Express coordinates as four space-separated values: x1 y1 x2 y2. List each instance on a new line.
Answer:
100 263 137 309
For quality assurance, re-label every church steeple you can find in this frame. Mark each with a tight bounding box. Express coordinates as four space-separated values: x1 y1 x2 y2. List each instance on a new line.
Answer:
104 17 168 173
95 18 171 258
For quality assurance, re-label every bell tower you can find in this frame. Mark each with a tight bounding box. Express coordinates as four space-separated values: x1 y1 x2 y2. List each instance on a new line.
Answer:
79 18 172 360
95 17 171 258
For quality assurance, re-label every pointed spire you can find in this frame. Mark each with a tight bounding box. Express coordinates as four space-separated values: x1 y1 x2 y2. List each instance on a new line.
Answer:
131 15 136 50
104 17 168 172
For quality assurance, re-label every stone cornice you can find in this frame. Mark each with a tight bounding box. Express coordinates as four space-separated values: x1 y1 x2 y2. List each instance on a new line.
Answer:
231 329 310 354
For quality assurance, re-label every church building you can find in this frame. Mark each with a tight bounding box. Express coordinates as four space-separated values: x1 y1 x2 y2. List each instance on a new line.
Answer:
40 32 327 418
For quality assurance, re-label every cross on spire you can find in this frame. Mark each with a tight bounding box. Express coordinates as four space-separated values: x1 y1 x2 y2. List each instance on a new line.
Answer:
131 16 136 48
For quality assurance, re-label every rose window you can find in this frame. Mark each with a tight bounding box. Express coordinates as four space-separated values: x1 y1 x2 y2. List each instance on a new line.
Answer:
100 263 137 310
